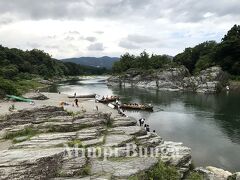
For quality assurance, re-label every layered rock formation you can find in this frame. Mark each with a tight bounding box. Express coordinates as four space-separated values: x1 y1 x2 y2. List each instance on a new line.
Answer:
108 66 229 93
1 106 239 179
0 106 192 179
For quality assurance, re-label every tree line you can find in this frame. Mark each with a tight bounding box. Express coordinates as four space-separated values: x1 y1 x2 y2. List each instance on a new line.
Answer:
112 52 174 73
0 46 107 96
113 25 240 77
0 46 107 79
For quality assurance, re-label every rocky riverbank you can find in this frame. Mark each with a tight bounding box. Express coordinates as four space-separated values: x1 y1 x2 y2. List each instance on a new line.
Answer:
0 106 192 179
0 93 239 179
107 66 229 93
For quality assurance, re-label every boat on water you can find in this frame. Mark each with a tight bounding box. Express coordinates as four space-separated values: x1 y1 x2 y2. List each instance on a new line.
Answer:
6 95 33 102
120 103 153 111
68 93 96 98
97 96 120 103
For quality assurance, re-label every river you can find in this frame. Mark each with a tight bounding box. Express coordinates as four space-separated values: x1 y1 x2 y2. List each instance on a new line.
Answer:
45 76 240 172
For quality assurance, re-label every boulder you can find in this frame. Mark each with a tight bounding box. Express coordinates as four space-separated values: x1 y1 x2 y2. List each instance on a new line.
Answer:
24 92 49 100
195 166 232 180
228 172 240 180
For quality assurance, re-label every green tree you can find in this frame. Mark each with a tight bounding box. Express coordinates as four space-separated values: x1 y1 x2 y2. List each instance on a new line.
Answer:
215 24 240 75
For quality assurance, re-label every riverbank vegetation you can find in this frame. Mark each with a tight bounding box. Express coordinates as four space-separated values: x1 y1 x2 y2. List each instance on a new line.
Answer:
113 24 240 78
0 46 108 97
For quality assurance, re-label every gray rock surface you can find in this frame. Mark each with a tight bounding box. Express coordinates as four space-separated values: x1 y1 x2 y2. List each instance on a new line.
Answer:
228 172 240 180
107 66 228 93
90 157 158 178
0 148 65 179
195 166 233 180
24 92 49 100
0 106 194 179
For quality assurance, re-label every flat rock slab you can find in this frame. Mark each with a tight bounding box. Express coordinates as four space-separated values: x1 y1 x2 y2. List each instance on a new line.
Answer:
73 118 107 128
76 127 104 141
81 136 104 147
12 132 76 149
112 117 137 127
104 134 133 147
109 126 146 136
0 148 66 179
90 157 158 178
58 157 87 177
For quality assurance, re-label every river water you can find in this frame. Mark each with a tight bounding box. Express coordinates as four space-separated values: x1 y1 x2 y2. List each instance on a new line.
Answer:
46 76 240 172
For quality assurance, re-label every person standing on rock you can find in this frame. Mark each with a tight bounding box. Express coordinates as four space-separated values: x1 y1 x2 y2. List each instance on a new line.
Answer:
74 98 79 107
146 125 150 132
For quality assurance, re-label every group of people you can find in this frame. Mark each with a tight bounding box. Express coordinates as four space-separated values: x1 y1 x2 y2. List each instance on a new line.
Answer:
139 118 156 133
123 103 146 108
101 95 118 101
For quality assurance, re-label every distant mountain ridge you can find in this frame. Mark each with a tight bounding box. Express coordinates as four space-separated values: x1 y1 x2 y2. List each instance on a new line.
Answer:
62 56 119 69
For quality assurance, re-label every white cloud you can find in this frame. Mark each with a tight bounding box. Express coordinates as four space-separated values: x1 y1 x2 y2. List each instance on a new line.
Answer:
0 0 239 58
88 43 105 51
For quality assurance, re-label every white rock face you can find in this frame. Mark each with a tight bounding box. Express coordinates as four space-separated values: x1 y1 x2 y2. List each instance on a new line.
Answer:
107 66 228 93
195 166 233 180
228 172 240 180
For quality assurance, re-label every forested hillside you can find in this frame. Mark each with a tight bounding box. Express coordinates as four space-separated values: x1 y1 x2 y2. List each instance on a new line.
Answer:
113 25 240 77
174 24 240 76
0 46 107 97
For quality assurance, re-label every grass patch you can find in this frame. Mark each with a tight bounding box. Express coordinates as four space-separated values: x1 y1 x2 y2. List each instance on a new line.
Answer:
4 127 38 141
67 139 83 148
76 164 91 176
0 76 44 98
186 172 203 180
129 161 180 180
67 111 84 118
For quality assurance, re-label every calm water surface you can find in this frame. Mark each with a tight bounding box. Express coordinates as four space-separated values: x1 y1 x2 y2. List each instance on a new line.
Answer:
46 76 240 172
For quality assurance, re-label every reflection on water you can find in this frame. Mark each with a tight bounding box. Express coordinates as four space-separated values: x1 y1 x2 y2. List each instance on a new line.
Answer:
45 76 240 172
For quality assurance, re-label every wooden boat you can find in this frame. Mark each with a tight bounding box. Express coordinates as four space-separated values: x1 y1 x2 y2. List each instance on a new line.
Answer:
120 104 153 111
6 95 33 102
68 94 96 98
97 96 119 103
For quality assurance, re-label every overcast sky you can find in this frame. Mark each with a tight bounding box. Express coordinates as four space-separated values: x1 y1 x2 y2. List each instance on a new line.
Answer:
0 0 239 59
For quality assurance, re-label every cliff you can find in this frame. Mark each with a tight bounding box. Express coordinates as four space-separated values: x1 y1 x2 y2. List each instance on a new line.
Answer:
108 66 229 93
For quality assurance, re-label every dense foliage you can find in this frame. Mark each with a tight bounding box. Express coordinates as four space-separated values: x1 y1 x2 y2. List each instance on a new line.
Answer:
112 51 174 73
0 46 107 79
174 24 240 75
0 45 107 96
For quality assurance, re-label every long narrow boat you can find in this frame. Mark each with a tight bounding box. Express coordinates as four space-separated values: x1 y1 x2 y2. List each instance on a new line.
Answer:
6 95 33 102
120 104 153 111
68 94 96 98
97 96 120 103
